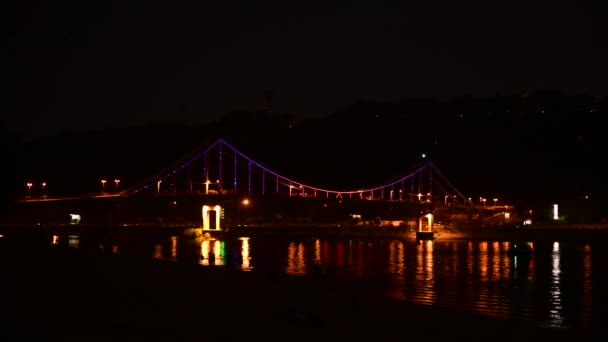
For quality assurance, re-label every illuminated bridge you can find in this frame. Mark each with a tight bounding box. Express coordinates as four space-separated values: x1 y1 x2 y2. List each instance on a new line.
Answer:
120 139 474 208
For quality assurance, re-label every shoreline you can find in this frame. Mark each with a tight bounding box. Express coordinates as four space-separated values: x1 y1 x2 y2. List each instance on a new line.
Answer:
2 222 608 242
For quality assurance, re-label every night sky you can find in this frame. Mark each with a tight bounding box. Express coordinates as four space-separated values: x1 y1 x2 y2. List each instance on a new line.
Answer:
11 0 608 141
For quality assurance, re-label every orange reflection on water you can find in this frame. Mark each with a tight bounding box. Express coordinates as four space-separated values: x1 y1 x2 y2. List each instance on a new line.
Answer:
313 239 321 265
213 240 223 266
479 242 488 279
501 242 511 279
415 240 435 305
388 240 405 278
582 244 592 331
51 235 59 245
199 240 210 265
170 236 178 260
285 242 306 275
491 241 500 281
153 243 163 259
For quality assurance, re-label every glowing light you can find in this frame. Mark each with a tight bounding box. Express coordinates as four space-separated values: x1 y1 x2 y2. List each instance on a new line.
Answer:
240 237 251 271
553 204 559 220
69 214 81 224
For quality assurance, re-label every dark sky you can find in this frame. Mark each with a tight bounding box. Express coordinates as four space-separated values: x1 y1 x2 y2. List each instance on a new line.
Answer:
11 0 608 141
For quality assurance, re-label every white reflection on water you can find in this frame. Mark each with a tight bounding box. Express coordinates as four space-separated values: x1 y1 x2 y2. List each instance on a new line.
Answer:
240 237 251 271
51 235 59 245
547 241 563 327
68 235 79 248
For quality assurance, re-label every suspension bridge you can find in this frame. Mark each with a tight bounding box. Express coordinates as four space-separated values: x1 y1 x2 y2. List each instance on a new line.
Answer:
11 139 511 236
118 139 475 208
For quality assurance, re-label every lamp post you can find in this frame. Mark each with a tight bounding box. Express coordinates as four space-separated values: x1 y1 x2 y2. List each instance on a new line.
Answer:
41 182 47 199
101 179 107 194
114 179 120 192
493 198 498 208
26 182 33 198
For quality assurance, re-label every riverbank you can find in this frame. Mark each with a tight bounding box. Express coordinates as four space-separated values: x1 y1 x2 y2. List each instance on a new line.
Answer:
0 243 589 341
2 222 608 243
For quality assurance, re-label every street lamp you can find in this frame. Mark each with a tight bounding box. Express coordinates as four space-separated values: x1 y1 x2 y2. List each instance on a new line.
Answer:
101 179 107 194
41 182 47 198
444 195 449 206
493 198 498 208
26 182 33 198
482 198 487 207
114 179 120 192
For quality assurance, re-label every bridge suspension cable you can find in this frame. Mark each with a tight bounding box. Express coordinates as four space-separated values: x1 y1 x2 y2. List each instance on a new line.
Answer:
122 139 472 206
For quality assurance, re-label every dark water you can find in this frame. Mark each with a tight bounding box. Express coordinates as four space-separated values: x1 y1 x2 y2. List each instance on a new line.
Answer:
3 231 607 335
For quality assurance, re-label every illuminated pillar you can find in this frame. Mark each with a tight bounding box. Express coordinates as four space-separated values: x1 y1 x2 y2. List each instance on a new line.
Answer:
202 205 222 230
418 213 433 232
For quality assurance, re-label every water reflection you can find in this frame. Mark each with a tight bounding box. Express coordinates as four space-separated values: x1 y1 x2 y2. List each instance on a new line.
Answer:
285 242 306 275
547 241 563 327
240 237 252 271
153 243 163 259
170 236 178 260
20 231 600 334
313 239 321 265
415 240 435 305
68 235 79 248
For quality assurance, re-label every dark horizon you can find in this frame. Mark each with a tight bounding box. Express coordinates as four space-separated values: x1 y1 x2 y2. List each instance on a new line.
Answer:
11 1 608 142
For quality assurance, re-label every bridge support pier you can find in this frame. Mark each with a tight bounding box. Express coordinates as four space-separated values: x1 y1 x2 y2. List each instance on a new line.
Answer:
417 213 435 240
202 205 222 230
